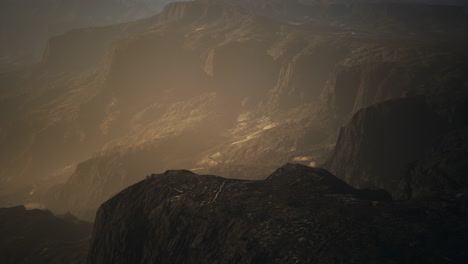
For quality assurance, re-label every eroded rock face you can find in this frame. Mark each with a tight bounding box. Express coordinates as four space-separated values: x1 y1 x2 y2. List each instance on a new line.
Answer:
323 97 448 196
2 0 467 220
40 0 467 220
0 0 177 70
87 164 468 264
0 206 92 264
324 81 468 199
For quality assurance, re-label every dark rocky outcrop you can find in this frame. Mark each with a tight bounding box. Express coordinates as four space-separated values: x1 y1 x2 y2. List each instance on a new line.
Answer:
0 205 92 264
398 127 468 200
87 164 468 264
324 83 468 199
323 97 448 196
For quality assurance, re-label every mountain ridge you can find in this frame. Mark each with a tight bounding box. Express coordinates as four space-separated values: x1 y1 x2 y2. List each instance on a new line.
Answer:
0 0 466 221
86 163 468 263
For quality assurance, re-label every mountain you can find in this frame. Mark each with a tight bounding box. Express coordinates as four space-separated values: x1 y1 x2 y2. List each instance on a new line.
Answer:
0 205 92 264
86 164 468 263
323 85 468 198
0 0 177 71
0 0 466 220
401 127 468 200
0 1 467 262
296 0 468 5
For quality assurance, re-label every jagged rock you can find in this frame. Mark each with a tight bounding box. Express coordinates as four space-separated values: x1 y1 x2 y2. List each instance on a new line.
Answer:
323 96 450 197
324 78 468 199
87 164 467 264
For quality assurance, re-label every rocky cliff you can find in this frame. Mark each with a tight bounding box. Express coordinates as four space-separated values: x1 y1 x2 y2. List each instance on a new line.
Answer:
0 0 177 70
0 0 467 220
324 84 468 198
87 164 468 264
323 97 446 196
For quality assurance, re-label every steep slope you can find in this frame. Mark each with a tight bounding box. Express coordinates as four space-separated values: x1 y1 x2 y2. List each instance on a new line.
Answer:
40 0 468 219
1 0 227 207
324 85 468 198
1 0 467 219
236 0 468 39
323 97 446 196
0 0 177 71
87 164 468 264
320 43 468 122
0 206 92 264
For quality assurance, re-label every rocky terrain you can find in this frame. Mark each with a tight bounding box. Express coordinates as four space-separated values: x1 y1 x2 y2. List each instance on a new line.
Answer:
0 0 466 263
0 1 465 221
0 205 92 264
87 163 468 264
323 86 468 198
0 0 177 71
0 0 466 220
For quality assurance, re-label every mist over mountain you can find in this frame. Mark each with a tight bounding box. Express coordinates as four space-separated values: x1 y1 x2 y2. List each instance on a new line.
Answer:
0 0 466 218
0 0 467 262
0 0 179 71
0 206 91 264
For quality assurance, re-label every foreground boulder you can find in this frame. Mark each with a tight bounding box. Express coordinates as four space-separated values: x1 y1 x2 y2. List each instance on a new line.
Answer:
87 164 467 264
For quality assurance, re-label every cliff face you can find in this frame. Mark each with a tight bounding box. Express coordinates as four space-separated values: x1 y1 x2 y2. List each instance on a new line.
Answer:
397 87 468 200
323 97 447 195
399 128 468 200
0 206 92 264
324 84 468 198
87 164 468 264
0 0 176 70
1 0 467 219
320 44 468 123
39 1 242 73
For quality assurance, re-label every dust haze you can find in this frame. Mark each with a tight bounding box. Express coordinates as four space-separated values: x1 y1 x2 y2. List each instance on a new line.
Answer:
0 1 467 263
